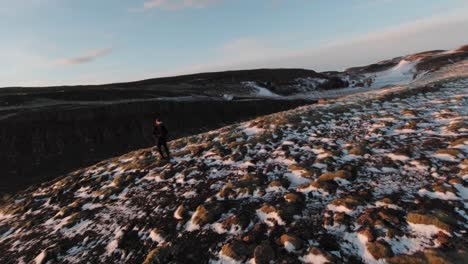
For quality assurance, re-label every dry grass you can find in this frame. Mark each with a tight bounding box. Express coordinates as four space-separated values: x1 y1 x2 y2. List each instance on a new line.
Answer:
407 211 455 232
317 170 351 182
435 148 463 157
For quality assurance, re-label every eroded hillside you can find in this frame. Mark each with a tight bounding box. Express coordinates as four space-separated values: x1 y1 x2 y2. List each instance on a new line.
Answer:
0 76 467 263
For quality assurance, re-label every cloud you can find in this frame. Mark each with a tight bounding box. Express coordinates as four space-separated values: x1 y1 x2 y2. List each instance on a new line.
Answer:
153 8 468 76
143 0 219 10
55 48 113 65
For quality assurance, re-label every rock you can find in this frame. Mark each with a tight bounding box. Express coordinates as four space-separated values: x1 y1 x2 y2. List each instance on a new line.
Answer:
330 196 364 210
387 249 468 264
378 210 401 225
190 145 206 156
223 210 252 229
259 204 276 214
232 151 244 162
143 246 172 264
357 189 373 200
379 197 394 205
304 247 335 264
386 252 428 264
318 234 340 251
407 211 456 232
174 205 187 220
366 240 393 259
317 170 351 182
450 137 468 147
435 148 463 158
280 234 303 251
431 181 455 193
242 224 267 243
288 164 313 178
334 212 352 226
349 144 368 155
239 174 263 187
277 204 302 222
436 231 451 246
221 240 248 261
268 180 286 188
65 212 82 228
448 178 462 185
253 243 275 264
284 192 304 204
192 205 212 225
218 184 235 199
310 180 338 193
358 227 376 242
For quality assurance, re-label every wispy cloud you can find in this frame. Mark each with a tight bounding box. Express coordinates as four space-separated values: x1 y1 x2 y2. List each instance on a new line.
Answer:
148 9 468 77
143 0 219 10
55 48 113 65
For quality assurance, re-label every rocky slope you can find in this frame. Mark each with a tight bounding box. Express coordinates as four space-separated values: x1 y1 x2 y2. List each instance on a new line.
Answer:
0 66 467 263
1 45 466 195
0 98 308 194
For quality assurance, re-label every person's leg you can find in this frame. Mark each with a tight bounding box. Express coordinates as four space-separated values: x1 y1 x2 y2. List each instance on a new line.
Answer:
157 139 165 158
162 139 170 157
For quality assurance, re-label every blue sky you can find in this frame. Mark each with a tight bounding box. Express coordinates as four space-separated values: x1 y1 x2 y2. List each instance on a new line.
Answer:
1 0 467 87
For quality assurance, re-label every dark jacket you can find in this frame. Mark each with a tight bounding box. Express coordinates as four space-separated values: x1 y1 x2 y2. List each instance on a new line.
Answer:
153 123 169 140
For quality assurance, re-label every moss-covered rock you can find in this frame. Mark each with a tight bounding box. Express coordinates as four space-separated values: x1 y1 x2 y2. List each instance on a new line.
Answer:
143 246 172 264
280 234 303 251
284 192 304 204
407 211 457 232
349 144 369 156
435 148 463 158
192 205 212 225
317 170 351 182
288 164 313 178
174 205 187 220
221 240 249 261
366 240 393 259
450 137 468 147
309 180 338 193
330 196 364 210
387 249 468 264
253 243 275 264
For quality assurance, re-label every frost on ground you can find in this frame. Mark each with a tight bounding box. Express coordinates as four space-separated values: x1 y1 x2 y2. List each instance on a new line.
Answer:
0 77 467 263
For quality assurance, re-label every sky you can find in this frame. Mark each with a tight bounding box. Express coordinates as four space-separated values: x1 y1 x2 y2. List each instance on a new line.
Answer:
1 0 467 87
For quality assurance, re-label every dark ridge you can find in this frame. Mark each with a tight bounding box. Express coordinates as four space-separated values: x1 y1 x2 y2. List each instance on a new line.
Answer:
416 50 468 72
456 44 468 52
1 68 323 91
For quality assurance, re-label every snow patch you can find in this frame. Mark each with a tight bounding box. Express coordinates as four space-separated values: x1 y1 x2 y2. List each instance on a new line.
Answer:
256 210 285 227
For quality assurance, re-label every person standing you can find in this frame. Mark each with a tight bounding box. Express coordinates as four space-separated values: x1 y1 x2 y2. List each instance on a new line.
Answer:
153 117 170 159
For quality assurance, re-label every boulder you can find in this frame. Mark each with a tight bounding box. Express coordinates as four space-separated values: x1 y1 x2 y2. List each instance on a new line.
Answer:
280 234 303 251
221 240 249 261
284 192 304 204
407 211 456 232
253 243 275 264
143 246 172 264
366 240 394 259
174 205 187 220
317 170 351 182
192 205 212 225
349 145 368 156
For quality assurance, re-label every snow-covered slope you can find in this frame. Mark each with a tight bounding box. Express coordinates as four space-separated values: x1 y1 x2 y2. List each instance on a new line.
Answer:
367 59 420 88
343 45 468 90
0 69 467 263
